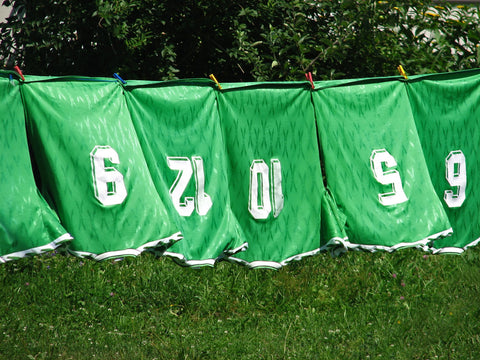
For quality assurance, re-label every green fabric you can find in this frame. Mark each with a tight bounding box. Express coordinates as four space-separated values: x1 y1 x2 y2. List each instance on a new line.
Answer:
407 70 480 253
5 71 480 265
217 84 346 268
124 80 247 266
0 73 71 262
21 78 181 260
313 79 452 251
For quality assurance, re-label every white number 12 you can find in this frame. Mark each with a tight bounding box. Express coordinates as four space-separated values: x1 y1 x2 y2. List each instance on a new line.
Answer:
167 156 212 217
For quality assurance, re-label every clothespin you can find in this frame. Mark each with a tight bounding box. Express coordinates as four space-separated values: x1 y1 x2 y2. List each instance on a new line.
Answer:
9 74 14 86
13 66 25 81
397 65 408 80
113 73 126 84
209 74 222 90
305 72 314 89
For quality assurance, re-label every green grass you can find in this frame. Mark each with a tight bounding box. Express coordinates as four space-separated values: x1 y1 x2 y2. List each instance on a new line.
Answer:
1 247 480 359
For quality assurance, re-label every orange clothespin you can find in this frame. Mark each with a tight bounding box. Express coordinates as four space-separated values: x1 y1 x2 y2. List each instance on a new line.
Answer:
305 72 314 89
209 74 222 90
397 65 408 80
13 65 25 81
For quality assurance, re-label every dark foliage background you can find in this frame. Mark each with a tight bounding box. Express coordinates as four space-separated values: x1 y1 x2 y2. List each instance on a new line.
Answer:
1 0 479 81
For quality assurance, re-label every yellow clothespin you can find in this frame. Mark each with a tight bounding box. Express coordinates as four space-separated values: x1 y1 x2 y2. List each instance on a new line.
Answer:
397 65 408 79
209 74 222 90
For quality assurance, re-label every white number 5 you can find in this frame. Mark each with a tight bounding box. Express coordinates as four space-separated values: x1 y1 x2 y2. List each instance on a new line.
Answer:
370 149 408 206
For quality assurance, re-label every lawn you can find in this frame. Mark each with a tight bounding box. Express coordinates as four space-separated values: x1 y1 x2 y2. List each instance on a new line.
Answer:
1 246 479 359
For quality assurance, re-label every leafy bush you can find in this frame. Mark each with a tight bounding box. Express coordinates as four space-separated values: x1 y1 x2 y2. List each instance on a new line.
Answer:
1 0 479 80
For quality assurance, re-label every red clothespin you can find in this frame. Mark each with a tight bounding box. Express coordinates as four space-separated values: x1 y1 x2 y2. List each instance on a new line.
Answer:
305 72 314 89
13 66 25 81
209 74 222 90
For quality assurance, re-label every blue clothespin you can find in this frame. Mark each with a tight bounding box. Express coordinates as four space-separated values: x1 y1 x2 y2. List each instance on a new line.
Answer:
9 74 14 86
113 73 126 84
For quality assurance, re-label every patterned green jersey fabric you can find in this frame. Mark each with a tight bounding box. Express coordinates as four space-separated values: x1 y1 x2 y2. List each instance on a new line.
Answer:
217 83 346 268
313 78 452 251
407 70 480 253
21 77 181 260
0 73 72 262
124 80 247 266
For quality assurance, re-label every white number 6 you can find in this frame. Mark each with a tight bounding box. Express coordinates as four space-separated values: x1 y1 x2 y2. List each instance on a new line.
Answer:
444 150 466 208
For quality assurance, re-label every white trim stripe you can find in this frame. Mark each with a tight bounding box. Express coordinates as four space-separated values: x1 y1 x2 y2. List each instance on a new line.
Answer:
335 228 453 253
164 241 249 268
67 231 183 261
0 233 73 263
430 236 480 255
226 236 348 269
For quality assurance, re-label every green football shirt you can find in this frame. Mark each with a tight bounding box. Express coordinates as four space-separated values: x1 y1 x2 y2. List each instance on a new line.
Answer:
21 76 181 260
124 80 247 266
218 83 346 268
313 78 452 251
0 72 71 262
407 70 480 253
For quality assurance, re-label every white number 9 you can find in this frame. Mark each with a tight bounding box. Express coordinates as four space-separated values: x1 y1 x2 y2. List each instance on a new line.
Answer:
90 145 127 206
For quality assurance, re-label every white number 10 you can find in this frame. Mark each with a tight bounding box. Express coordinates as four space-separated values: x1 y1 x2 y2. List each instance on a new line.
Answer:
248 159 284 219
